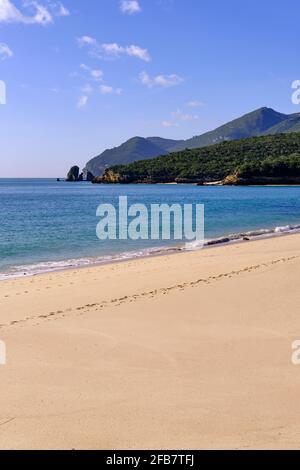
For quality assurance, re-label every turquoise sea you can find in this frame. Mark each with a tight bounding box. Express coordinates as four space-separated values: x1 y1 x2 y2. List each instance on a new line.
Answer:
2 178 300 279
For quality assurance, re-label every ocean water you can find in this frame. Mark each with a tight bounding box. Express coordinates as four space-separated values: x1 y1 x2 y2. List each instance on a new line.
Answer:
1 178 300 279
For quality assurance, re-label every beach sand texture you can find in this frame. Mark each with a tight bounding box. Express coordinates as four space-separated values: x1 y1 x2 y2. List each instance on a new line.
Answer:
1 233 300 449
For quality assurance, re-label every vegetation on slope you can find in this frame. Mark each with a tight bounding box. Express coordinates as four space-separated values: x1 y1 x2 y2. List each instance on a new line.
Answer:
86 136 180 177
94 133 300 185
85 108 300 177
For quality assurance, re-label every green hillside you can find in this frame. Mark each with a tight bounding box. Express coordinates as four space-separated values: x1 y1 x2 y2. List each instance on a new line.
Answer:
85 108 300 177
95 133 300 184
86 137 172 177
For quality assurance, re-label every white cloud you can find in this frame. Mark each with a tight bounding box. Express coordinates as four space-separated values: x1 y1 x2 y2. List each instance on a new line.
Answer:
0 42 13 59
162 108 199 128
0 0 26 23
78 36 151 62
100 84 123 95
101 42 123 56
139 71 183 88
80 63 103 81
0 0 69 25
100 85 113 95
120 0 141 14
162 120 179 128
187 100 205 108
77 35 96 46
74 65 123 107
91 69 103 80
171 109 199 121
31 2 52 24
56 2 69 16
77 95 88 108
100 42 150 61
126 44 149 61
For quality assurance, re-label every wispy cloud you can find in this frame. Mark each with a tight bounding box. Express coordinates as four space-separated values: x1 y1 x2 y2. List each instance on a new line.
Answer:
120 0 141 14
0 42 13 59
77 95 88 109
186 100 205 108
100 84 123 95
74 64 123 108
99 85 113 95
0 0 69 25
162 107 199 128
78 36 151 62
162 120 179 128
123 44 150 61
171 109 199 121
139 71 183 88
80 63 104 81
55 1 69 17
77 35 96 46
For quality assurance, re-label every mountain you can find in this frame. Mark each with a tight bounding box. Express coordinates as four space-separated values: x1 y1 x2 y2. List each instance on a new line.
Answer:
85 136 179 177
171 107 289 150
95 133 300 185
85 108 300 176
261 113 300 135
146 137 184 152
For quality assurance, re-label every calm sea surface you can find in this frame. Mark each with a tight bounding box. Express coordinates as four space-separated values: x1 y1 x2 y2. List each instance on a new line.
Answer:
1 178 300 278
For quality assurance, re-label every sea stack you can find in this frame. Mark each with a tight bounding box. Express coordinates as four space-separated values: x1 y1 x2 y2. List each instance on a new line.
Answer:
66 166 80 182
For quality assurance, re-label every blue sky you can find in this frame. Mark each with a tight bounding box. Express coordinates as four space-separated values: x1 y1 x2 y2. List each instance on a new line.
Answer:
1 0 300 177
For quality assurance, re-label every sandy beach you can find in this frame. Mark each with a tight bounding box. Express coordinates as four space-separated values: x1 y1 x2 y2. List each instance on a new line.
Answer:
1 233 300 449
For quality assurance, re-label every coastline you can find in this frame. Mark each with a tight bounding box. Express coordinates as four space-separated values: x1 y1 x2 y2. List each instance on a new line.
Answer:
1 232 300 448
2 220 300 281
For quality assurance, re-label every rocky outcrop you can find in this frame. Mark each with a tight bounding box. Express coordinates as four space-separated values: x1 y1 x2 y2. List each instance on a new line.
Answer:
92 170 122 184
66 166 94 182
66 166 80 182
223 174 239 185
86 171 94 182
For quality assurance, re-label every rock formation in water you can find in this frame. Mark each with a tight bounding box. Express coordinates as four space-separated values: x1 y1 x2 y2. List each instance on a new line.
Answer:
66 166 80 182
66 166 95 182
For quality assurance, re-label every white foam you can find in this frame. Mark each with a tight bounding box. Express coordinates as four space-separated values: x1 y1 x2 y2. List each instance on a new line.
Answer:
2 222 300 280
274 224 300 233
0 246 181 281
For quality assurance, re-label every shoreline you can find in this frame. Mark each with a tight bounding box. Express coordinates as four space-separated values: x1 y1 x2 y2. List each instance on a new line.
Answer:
2 221 300 282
